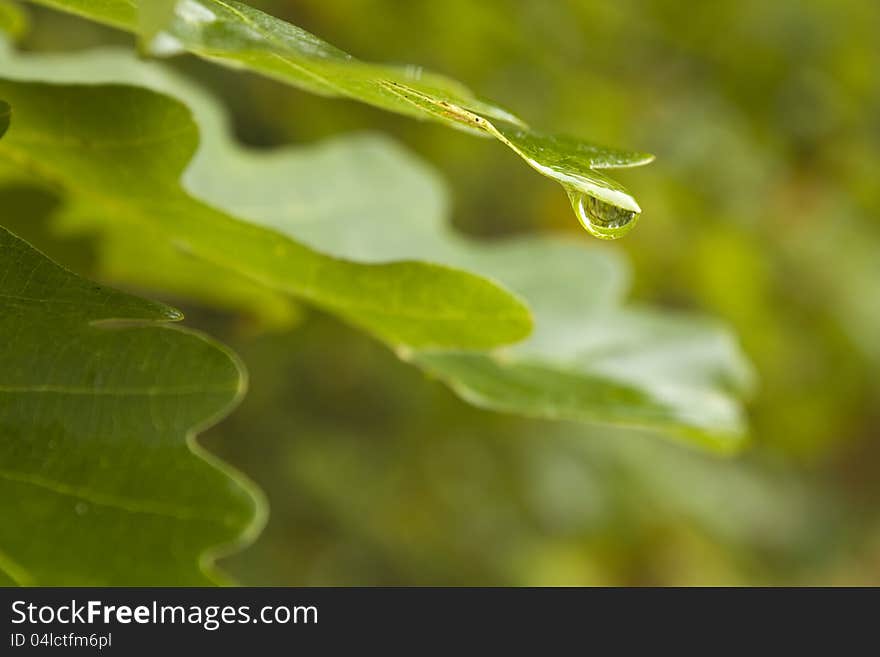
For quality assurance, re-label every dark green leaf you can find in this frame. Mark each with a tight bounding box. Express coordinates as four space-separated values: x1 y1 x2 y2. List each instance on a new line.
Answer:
0 224 262 584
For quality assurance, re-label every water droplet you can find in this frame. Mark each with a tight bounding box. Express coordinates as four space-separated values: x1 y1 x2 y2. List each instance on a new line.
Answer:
568 190 640 240
75 502 89 516
489 122 648 238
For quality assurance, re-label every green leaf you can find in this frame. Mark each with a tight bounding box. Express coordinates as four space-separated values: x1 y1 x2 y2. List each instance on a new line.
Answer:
412 316 752 453
0 45 751 449
0 74 532 349
0 224 263 585
276 193 752 449
26 0 653 239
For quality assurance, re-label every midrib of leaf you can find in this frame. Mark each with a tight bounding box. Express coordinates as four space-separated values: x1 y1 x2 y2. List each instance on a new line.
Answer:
0 467 229 522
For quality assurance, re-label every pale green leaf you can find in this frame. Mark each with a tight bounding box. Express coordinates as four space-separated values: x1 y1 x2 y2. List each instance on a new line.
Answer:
0 224 263 585
0 72 532 349
26 0 654 239
276 181 753 449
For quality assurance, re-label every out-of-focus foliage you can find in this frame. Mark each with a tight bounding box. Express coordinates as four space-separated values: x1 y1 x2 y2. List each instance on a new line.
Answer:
136 0 176 49
0 0 26 41
205 315 845 586
0 100 9 135
0 225 260 585
240 0 880 460
207 0 880 584
6 0 880 584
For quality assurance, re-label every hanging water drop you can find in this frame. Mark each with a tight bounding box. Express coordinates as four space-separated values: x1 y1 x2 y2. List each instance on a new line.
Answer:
486 122 651 238
568 190 640 240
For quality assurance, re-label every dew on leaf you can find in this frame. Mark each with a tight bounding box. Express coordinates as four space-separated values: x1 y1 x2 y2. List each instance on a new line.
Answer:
568 190 640 240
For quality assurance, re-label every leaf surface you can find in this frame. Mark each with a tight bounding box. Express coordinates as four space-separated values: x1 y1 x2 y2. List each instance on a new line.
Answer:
0 224 262 584
0 71 531 349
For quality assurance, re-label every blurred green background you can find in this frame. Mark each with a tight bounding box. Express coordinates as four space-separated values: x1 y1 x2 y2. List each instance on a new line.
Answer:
19 0 880 584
